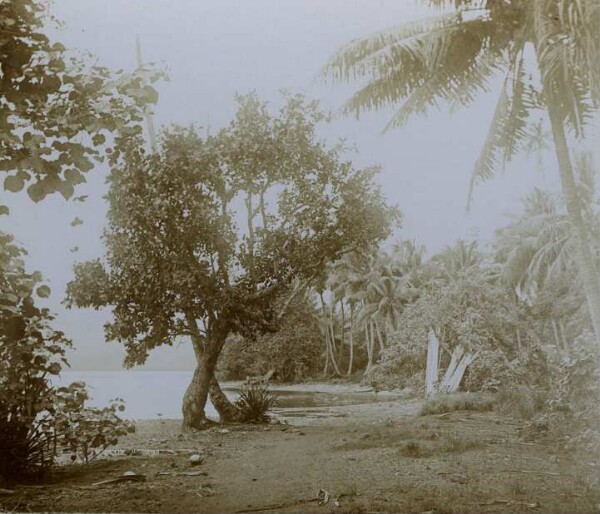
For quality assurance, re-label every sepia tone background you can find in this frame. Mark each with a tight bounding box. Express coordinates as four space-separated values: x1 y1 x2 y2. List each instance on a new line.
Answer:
3 0 564 370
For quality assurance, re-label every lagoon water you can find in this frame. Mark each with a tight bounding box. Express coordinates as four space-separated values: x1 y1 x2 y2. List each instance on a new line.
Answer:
60 371 206 420
59 371 388 420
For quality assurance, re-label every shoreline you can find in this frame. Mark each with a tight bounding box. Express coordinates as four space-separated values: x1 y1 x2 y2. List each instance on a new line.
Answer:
4 398 598 513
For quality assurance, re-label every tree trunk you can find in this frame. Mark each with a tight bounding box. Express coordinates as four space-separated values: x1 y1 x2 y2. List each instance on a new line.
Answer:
182 350 218 430
320 293 342 376
326 326 343 376
245 192 255 278
339 301 346 363
374 320 385 353
444 353 476 393
182 324 240 428
347 304 354 376
323 333 329 377
545 85 600 346
364 325 373 374
440 346 463 391
209 377 240 422
425 330 439 397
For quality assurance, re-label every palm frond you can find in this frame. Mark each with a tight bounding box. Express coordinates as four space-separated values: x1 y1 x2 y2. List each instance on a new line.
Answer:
338 15 495 119
323 11 486 83
467 48 534 207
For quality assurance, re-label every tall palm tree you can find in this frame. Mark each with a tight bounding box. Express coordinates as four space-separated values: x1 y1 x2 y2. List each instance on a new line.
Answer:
324 0 600 344
496 159 599 295
430 240 482 281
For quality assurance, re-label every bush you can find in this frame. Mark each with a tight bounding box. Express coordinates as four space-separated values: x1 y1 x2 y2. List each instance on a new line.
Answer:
0 233 133 481
219 294 322 383
234 383 278 423
49 383 135 464
420 393 495 416
494 385 546 420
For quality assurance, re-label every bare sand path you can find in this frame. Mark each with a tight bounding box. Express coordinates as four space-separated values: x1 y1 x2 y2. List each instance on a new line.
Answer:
1 398 598 513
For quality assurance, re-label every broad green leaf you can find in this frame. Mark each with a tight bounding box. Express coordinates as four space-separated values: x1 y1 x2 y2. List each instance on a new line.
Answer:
4 175 24 192
36 285 51 298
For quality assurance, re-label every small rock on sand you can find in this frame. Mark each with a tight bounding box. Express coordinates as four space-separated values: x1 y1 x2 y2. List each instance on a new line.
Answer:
189 454 203 466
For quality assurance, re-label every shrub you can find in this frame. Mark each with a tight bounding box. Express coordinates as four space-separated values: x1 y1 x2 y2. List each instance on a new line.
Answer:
494 385 546 420
219 294 322 383
49 383 135 464
420 393 495 416
0 233 133 481
441 434 483 453
234 383 278 423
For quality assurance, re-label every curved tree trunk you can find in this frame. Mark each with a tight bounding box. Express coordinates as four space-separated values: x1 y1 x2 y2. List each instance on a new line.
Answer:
182 325 241 428
182 348 219 430
209 376 241 422
364 324 374 374
546 99 600 345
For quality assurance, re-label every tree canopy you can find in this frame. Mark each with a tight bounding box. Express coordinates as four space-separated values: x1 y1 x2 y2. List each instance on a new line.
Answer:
67 92 398 368
0 0 161 205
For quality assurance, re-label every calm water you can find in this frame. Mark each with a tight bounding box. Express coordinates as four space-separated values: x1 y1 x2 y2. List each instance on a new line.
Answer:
59 371 386 420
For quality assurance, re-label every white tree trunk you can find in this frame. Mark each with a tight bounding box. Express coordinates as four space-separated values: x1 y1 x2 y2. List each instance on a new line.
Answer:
425 330 440 397
440 350 477 393
440 346 464 390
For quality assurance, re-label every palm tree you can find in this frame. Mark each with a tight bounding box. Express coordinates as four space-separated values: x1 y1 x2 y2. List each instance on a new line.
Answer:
324 0 600 344
496 161 599 298
430 240 482 281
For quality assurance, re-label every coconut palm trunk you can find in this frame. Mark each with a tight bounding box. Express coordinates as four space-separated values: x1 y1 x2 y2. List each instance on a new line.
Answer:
347 303 355 376
544 91 600 345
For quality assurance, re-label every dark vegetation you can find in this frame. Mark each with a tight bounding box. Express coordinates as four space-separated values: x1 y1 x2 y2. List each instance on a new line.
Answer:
0 235 133 483
1 0 157 484
234 383 279 423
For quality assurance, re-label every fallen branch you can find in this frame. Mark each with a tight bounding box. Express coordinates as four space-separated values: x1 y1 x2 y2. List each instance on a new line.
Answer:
91 474 146 487
477 499 540 509
157 471 208 477
233 497 319 513
503 469 561 476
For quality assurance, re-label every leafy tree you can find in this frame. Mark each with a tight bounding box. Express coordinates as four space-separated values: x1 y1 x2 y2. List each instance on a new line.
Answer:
0 0 160 205
323 0 600 344
369 260 525 392
219 292 322 383
66 94 398 429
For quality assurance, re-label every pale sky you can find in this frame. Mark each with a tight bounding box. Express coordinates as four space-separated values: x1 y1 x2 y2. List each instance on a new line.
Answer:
2 0 564 370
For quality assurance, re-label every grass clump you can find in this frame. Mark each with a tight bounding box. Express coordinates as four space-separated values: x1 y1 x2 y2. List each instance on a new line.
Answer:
235 382 278 423
398 441 432 458
494 386 546 420
420 393 495 416
398 434 482 458
440 433 482 453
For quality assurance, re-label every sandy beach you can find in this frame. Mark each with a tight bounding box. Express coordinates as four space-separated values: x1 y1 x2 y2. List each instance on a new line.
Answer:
2 394 598 514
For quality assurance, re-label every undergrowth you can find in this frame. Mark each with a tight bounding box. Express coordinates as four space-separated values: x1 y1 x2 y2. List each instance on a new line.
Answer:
420 393 495 415
235 382 278 423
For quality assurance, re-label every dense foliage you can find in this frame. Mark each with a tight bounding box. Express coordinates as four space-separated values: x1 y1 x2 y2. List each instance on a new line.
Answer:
0 233 133 481
66 93 399 428
324 0 600 345
219 293 322 383
0 0 160 206
306 172 598 429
